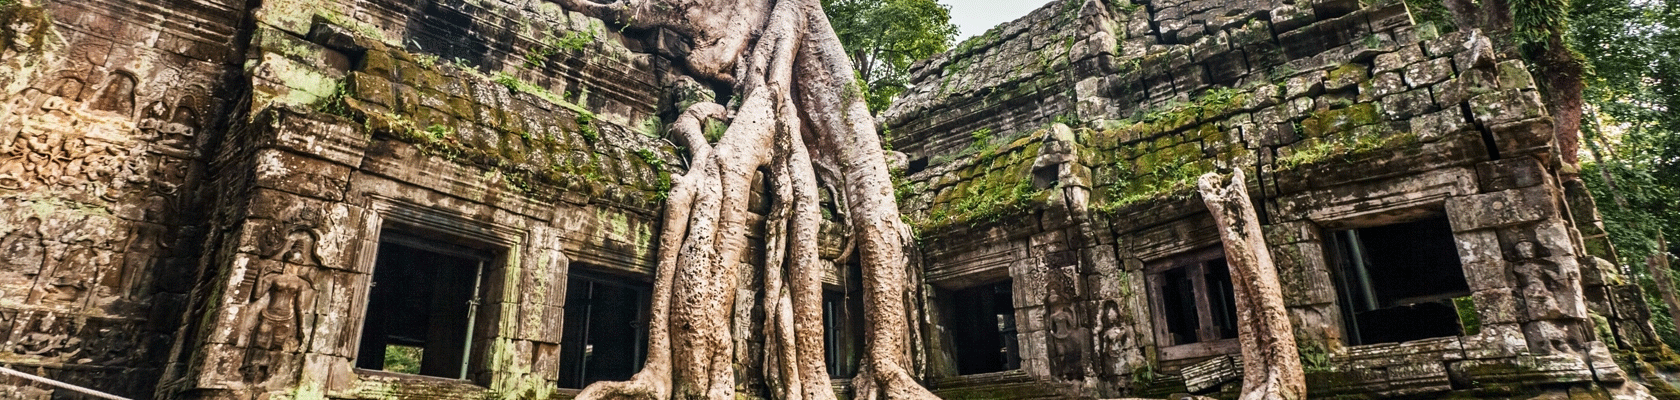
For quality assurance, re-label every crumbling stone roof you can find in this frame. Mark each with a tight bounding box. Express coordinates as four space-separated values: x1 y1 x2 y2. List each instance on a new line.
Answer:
890 0 1548 237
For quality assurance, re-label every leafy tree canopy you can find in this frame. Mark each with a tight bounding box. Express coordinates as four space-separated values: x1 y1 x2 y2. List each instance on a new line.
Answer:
823 0 959 113
1571 0 1680 346
1572 0 1679 261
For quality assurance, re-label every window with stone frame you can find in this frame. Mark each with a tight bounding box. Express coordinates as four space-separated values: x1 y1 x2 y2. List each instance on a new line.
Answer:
354 231 493 379
947 280 1020 375
822 258 863 378
1146 246 1239 360
1327 216 1472 345
558 270 651 388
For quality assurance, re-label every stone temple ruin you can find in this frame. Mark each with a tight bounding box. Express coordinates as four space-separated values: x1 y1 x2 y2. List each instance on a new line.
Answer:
0 0 1674 398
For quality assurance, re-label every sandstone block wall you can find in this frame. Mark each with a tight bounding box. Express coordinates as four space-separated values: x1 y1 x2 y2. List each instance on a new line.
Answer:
0 0 246 397
889 0 1674 398
0 0 1672 398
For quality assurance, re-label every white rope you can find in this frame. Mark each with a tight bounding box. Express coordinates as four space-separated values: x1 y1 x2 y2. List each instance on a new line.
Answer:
0 366 131 400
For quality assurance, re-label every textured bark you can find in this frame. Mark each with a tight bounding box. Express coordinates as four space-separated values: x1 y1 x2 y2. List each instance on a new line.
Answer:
1650 237 1680 335
558 0 934 399
1534 32 1586 168
1197 171 1305 400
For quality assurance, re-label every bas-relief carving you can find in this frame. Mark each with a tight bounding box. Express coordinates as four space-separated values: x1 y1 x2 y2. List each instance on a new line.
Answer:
0 6 59 96
233 229 318 386
0 9 222 379
1046 265 1092 380
0 217 46 300
1097 299 1142 378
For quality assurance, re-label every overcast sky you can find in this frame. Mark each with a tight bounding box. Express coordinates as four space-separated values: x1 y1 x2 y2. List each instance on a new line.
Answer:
938 0 1051 39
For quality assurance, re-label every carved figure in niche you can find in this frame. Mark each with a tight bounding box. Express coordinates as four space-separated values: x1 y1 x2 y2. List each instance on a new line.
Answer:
86 72 135 115
37 240 99 305
0 4 56 94
234 230 318 385
0 90 44 148
1098 300 1133 377
1 3 51 54
149 156 188 195
116 219 168 298
0 217 46 295
1048 302 1088 380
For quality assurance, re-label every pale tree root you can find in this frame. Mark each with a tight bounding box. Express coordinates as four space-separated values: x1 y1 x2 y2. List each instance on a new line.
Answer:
572 102 724 400
1196 170 1305 400
571 0 935 398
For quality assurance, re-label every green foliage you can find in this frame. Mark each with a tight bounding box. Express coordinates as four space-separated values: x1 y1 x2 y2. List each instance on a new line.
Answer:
577 113 599 143
1403 0 1457 33
1274 130 1417 170
1454 296 1483 335
488 71 594 116
525 27 598 68
413 53 440 68
822 0 959 113
423 124 452 142
1131 364 1157 385
1298 341 1333 373
382 345 423 374
1511 0 1572 48
702 118 728 143
314 82 352 118
1573 0 1680 348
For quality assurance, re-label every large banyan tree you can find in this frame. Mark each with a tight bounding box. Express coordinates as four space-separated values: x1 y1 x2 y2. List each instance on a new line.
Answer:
547 0 934 399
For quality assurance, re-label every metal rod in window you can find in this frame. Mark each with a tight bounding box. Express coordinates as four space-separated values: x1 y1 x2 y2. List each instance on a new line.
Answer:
1343 230 1379 311
459 258 485 380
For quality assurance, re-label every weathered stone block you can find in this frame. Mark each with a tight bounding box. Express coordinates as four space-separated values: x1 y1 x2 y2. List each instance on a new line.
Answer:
1496 60 1536 90
1368 0 1413 31
1325 63 1367 91
1369 71 1407 98
1462 323 1529 359
1284 70 1327 99
254 149 351 201
1410 107 1470 143
1404 57 1455 88
1448 216 1501 258
1453 31 1498 72
1469 90 1547 129
1380 89 1438 121
1375 45 1426 74
1609 284 1652 320
1270 4 1317 34
1474 158 1547 192
1473 288 1523 324
1422 30 1470 58
1444 186 1558 232
1489 118 1556 158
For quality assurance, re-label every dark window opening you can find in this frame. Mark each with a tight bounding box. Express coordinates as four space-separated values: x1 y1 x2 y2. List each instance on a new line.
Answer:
950 280 1019 375
356 234 488 379
822 290 864 378
1162 267 1201 345
907 157 929 174
823 258 864 378
1330 216 1471 345
1151 251 1239 348
559 272 650 388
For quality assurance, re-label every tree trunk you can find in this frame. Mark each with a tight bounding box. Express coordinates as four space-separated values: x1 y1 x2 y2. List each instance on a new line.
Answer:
1196 171 1306 400
1649 236 1680 335
1535 32 1586 169
554 0 937 399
